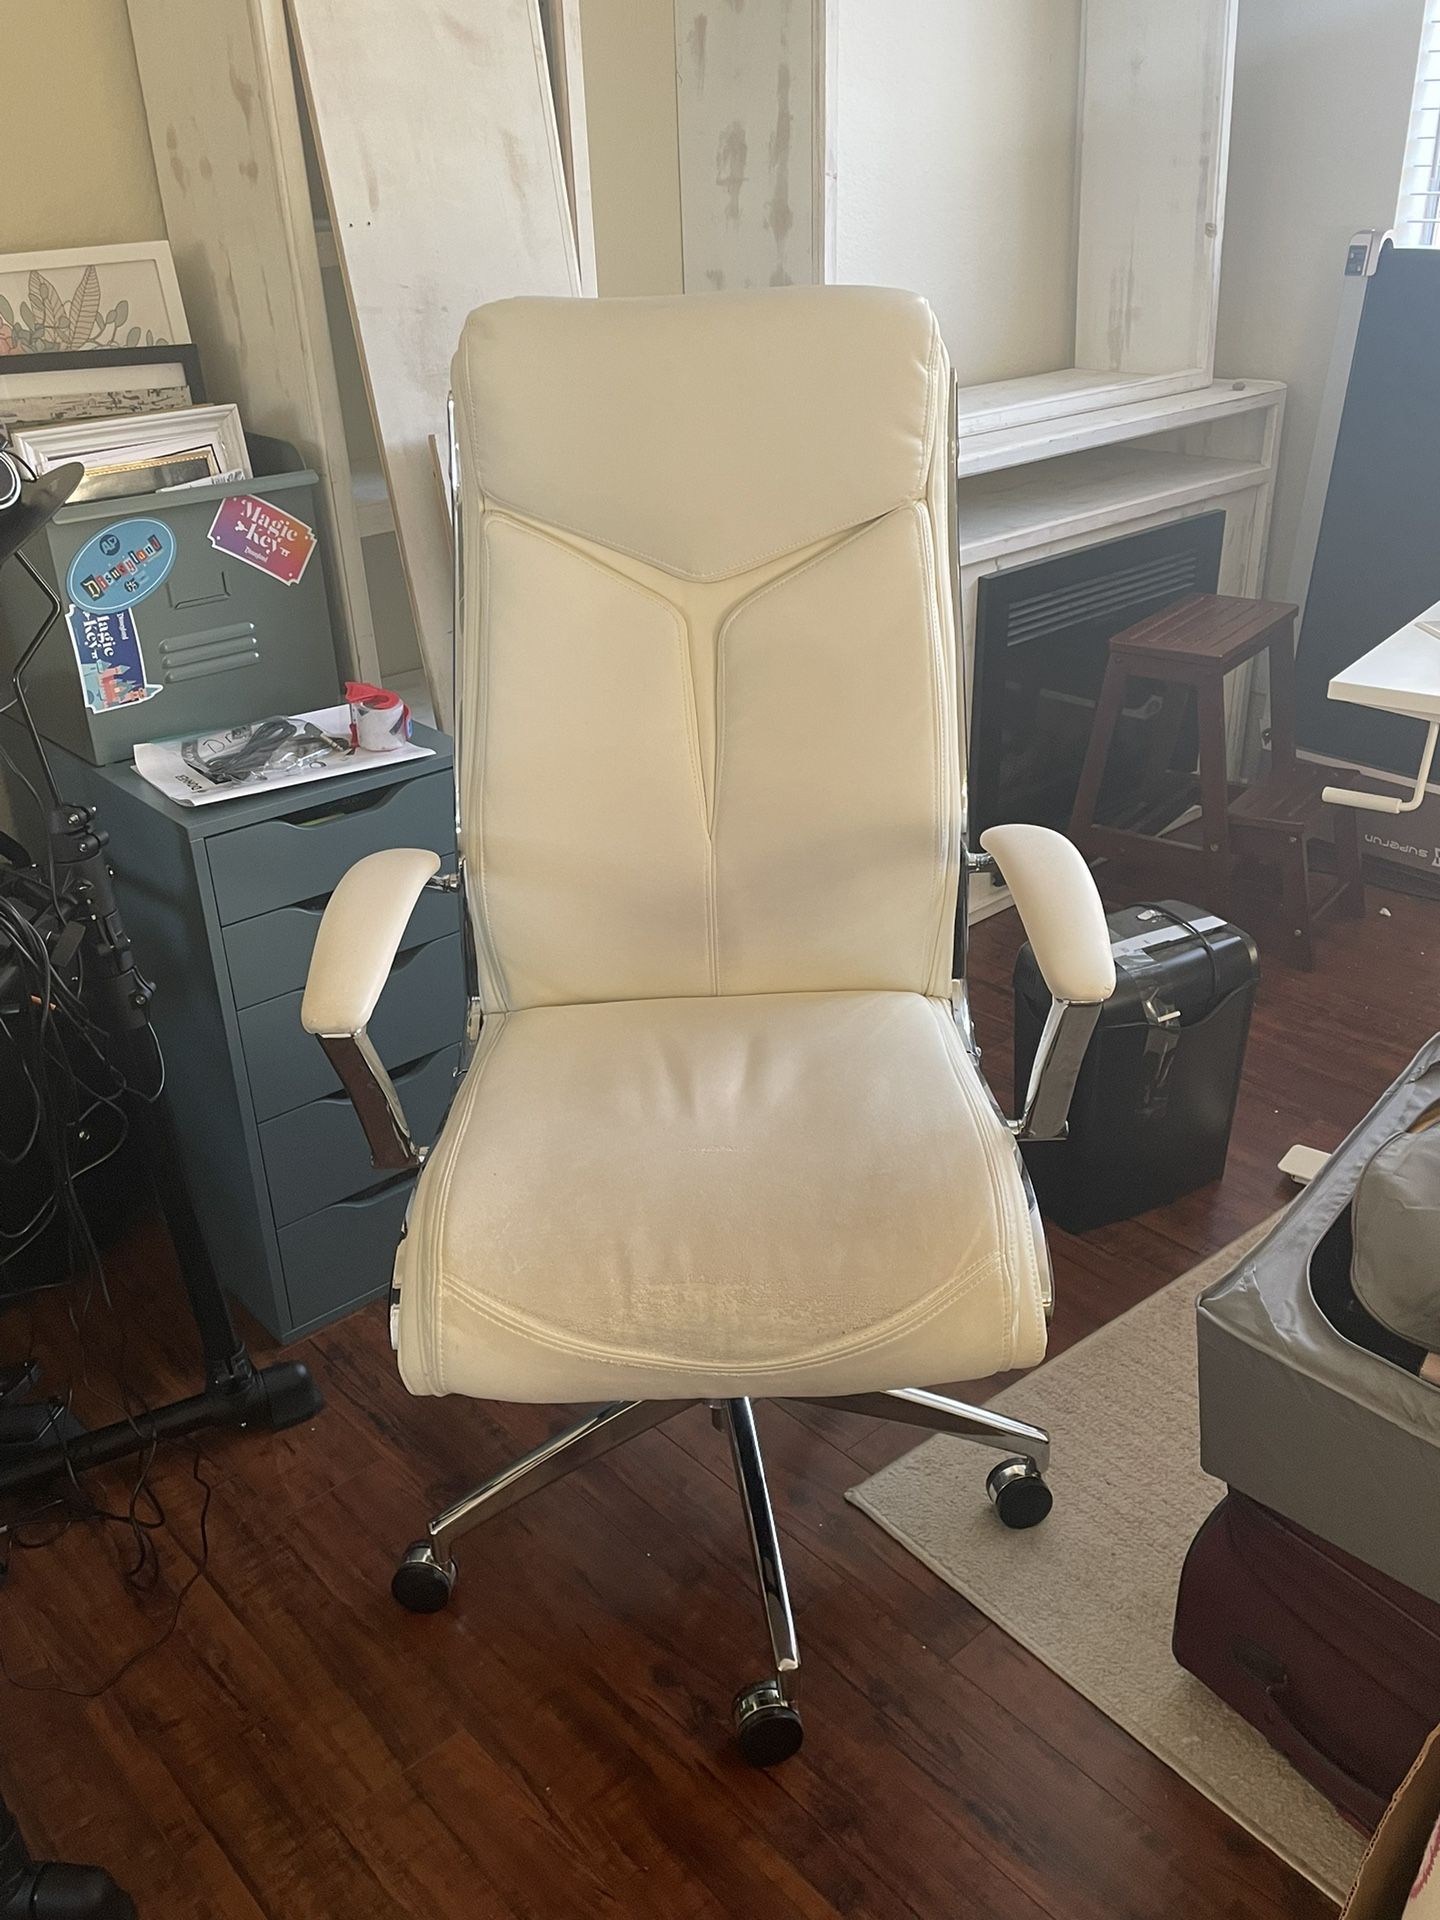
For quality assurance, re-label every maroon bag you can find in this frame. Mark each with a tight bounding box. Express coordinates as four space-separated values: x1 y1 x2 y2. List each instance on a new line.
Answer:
1173 1492 1440 1830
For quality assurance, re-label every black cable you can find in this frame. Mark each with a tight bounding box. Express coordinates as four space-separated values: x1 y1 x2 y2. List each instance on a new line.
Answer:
1131 900 1224 1009
0 1448 213 1697
0 855 191 1655
0 488 224 1698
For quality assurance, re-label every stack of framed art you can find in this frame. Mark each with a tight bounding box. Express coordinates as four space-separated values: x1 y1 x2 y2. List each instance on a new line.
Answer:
12 405 250 503
0 240 251 500
0 236 347 765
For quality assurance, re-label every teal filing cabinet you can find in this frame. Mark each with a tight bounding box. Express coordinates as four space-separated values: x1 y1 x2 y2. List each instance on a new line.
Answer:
10 725 464 1341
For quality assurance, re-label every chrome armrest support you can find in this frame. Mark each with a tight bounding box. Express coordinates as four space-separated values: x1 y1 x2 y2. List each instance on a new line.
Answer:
301 845 453 1176
1010 996 1104 1143
316 1030 425 1173
965 824 1116 1143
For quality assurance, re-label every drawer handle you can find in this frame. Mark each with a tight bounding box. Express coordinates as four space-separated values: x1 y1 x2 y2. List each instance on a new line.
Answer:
280 778 428 830
332 1174 416 1209
319 1045 447 1101
387 941 436 976
288 859 458 922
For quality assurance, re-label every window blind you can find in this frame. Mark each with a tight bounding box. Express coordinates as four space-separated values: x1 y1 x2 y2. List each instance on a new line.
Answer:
1397 4 1440 245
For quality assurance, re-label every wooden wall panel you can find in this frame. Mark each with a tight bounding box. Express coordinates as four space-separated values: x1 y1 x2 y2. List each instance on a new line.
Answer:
127 0 379 680
287 0 582 722
544 0 599 296
1074 0 1238 381
674 0 821 290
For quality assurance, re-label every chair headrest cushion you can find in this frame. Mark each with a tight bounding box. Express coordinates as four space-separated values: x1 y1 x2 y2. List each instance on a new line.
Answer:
453 285 944 581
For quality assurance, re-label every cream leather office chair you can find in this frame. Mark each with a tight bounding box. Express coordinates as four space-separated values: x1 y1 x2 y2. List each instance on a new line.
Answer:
301 287 1115 1766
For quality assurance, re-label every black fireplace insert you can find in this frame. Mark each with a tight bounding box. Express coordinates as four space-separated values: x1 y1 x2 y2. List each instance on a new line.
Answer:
968 511 1225 841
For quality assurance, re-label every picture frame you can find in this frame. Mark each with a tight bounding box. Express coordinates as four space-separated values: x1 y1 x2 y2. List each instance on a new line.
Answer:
0 344 206 430
13 404 250 504
0 242 190 357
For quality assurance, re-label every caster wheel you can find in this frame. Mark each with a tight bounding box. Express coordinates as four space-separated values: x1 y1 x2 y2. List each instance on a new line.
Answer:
391 1541 457 1612
733 1679 804 1767
986 1457 1053 1530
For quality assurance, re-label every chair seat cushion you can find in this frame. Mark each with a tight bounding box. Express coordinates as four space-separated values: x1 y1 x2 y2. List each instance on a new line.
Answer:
393 990 1048 1403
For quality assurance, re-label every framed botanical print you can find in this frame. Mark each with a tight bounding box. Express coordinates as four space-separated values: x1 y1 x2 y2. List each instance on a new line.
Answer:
0 243 190 356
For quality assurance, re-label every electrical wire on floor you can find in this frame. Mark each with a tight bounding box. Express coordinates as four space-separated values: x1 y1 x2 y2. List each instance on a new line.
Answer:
0 827 207 1696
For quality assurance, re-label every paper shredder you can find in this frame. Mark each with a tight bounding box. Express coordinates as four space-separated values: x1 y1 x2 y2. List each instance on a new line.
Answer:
1013 901 1258 1231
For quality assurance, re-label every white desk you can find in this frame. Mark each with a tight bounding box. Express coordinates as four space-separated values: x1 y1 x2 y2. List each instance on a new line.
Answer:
1324 606 1440 813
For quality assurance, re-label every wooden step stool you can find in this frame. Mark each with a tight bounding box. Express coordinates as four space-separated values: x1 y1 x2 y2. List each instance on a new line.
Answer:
1068 592 1365 968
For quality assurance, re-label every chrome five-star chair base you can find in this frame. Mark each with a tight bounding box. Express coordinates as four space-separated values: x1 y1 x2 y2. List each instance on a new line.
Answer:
390 1388 1050 1767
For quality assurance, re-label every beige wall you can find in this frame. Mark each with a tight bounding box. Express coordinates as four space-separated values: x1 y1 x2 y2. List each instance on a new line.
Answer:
1216 0 1426 597
579 0 683 296
0 2 163 835
2 1 164 254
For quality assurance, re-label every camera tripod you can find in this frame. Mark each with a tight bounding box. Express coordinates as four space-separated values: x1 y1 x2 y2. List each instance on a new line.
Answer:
1 1795 135 1920
0 477 323 1501
1 464 324 1914
0 789 324 1499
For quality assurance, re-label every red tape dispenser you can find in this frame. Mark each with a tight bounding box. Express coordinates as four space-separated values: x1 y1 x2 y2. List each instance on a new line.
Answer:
345 680 412 752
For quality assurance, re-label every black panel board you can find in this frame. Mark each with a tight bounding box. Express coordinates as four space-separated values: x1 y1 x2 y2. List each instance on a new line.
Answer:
1296 244 1440 777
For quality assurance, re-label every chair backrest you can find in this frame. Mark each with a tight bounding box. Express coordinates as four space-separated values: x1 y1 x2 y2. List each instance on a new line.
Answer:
450 285 961 1013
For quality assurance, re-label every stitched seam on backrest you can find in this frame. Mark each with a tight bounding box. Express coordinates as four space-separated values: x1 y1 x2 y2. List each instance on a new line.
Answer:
473 513 511 1010
711 506 942 993
475 512 711 1004
482 512 708 831
916 504 955 998
463 313 940 584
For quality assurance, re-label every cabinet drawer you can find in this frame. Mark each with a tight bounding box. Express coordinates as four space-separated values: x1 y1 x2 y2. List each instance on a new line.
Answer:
260 1045 460 1227
240 933 464 1121
278 1178 414 1332
224 882 459 1009
206 767 455 923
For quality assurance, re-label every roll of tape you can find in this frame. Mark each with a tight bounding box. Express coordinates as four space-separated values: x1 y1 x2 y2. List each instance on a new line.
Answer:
348 684 410 752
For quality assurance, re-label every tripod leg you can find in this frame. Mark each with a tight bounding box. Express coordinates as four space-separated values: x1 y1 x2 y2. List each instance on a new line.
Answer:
0 1790 136 1920
0 1046 324 1501
118 1061 263 1389
128 1079 323 1426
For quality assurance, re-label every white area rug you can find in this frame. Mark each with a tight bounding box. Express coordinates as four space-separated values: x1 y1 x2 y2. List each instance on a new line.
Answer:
847 1218 1367 1903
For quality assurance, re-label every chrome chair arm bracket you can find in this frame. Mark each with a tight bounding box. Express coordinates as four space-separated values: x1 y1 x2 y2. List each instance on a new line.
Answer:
301 847 459 1175
1007 996 1104 1142
971 823 1115 1142
317 1028 426 1174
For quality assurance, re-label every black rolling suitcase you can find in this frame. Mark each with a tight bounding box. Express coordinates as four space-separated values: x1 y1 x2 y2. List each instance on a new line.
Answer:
1013 900 1258 1231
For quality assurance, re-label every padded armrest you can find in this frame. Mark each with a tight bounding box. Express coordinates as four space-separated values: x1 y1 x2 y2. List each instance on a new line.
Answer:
979 824 1115 1005
300 847 442 1036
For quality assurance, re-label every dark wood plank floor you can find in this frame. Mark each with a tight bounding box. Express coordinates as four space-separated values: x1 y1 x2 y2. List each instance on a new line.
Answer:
4 885 1437 1918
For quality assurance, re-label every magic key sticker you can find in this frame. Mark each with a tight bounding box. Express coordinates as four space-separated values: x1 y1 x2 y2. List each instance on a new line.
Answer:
208 494 317 586
65 604 162 714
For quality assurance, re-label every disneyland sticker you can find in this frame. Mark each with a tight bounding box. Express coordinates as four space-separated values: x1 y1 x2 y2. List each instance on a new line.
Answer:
66 517 176 612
